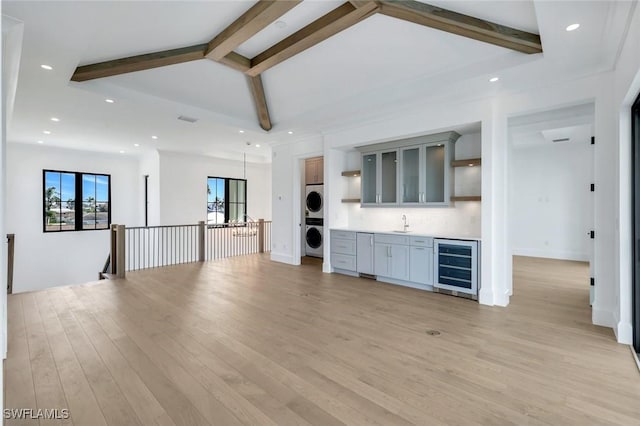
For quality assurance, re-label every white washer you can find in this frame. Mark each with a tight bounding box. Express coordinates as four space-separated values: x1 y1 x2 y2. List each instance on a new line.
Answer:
305 220 323 258
305 184 323 219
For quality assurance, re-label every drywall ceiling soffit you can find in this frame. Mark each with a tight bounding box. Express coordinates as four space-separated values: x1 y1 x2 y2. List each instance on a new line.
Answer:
508 102 595 148
68 0 543 132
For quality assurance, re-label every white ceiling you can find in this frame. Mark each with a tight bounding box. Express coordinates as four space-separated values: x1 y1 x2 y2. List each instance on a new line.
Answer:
3 1 634 162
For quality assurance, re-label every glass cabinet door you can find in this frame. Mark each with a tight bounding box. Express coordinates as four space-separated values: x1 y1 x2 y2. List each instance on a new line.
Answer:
380 150 398 203
362 153 378 204
424 145 445 203
401 147 420 203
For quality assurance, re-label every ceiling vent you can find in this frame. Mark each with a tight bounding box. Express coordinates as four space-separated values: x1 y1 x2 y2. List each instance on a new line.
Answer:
177 115 198 123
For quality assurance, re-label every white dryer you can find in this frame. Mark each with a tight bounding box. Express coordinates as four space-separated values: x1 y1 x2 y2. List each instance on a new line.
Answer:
305 218 323 258
305 184 323 219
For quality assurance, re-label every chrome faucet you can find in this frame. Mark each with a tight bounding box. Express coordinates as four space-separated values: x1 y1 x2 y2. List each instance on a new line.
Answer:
402 214 409 232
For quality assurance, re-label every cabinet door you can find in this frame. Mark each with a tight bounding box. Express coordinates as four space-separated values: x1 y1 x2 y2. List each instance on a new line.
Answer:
305 160 315 185
374 243 390 277
357 233 374 275
424 144 446 203
410 246 433 285
362 153 378 204
316 158 324 184
380 150 398 204
390 244 410 281
401 147 421 204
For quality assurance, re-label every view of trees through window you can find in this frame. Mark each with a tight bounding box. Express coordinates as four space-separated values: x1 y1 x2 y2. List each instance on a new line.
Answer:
207 177 247 225
44 170 110 232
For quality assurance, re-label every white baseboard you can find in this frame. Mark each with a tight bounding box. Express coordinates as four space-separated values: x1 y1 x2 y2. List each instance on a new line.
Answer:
478 287 494 306
631 347 640 373
512 248 589 262
617 320 633 344
592 307 616 328
270 252 297 265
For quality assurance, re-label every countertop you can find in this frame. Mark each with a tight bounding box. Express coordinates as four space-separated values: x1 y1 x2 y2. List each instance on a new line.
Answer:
330 227 481 241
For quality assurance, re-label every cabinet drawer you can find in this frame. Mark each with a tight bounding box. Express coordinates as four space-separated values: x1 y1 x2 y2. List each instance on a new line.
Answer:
410 236 433 247
331 237 356 255
374 233 410 245
331 230 356 241
331 254 356 271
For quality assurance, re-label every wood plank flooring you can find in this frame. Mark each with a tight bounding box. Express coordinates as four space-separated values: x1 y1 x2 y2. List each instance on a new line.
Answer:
4 255 640 425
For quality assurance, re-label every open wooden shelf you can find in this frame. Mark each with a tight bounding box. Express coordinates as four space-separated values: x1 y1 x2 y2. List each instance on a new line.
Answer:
341 198 361 203
341 170 361 177
451 158 481 167
451 196 481 202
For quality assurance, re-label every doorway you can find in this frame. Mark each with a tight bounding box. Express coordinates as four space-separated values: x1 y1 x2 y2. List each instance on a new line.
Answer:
631 92 640 354
508 103 595 309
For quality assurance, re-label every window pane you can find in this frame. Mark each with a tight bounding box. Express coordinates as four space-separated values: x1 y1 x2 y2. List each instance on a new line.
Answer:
44 171 62 231
237 204 245 222
207 177 225 225
60 173 75 230
229 203 238 222
229 179 238 202
82 174 97 230
238 180 246 202
95 205 109 229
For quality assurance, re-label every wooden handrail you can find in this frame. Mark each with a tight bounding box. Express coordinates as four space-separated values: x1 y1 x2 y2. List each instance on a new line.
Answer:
7 234 15 294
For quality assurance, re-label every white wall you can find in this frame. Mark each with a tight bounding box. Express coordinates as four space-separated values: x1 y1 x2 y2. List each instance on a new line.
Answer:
510 139 593 261
6 143 141 292
613 1 640 344
139 150 160 226
157 150 271 225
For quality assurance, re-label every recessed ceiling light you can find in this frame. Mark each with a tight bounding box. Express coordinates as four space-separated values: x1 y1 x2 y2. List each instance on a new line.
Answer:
50 117 60 122
40 64 53 70
288 131 293 135
43 130 51 134
256 144 261 148
151 135 158 140
119 150 125 154
105 98 115 103
134 143 140 147
566 23 580 32
275 20 287 29
489 77 499 83
37 140 44 144
468 164 474 167
239 130 245 134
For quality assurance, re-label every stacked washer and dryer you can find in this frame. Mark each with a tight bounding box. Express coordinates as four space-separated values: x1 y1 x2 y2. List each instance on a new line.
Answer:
305 184 323 258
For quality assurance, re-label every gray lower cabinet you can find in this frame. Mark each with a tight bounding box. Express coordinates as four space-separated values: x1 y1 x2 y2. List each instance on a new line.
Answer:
331 230 356 272
410 246 434 285
409 236 434 285
356 233 374 274
374 234 410 281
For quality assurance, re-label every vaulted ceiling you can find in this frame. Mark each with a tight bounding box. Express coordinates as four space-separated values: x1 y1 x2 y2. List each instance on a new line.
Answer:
3 1 635 162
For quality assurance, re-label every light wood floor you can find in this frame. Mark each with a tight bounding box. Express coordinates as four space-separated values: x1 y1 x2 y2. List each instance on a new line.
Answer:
4 255 640 425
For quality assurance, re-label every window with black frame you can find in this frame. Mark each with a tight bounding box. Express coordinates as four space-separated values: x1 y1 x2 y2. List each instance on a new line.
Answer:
43 170 111 232
207 177 247 225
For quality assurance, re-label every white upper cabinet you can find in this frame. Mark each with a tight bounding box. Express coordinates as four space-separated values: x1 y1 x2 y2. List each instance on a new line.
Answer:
360 131 459 207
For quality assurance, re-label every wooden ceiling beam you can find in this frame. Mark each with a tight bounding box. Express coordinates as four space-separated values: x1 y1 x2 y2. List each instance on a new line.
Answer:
217 51 252 73
349 0 376 7
247 75 272 131
246 1 379 77
205 0 302 62
378 0 542 54
71 44 209 82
